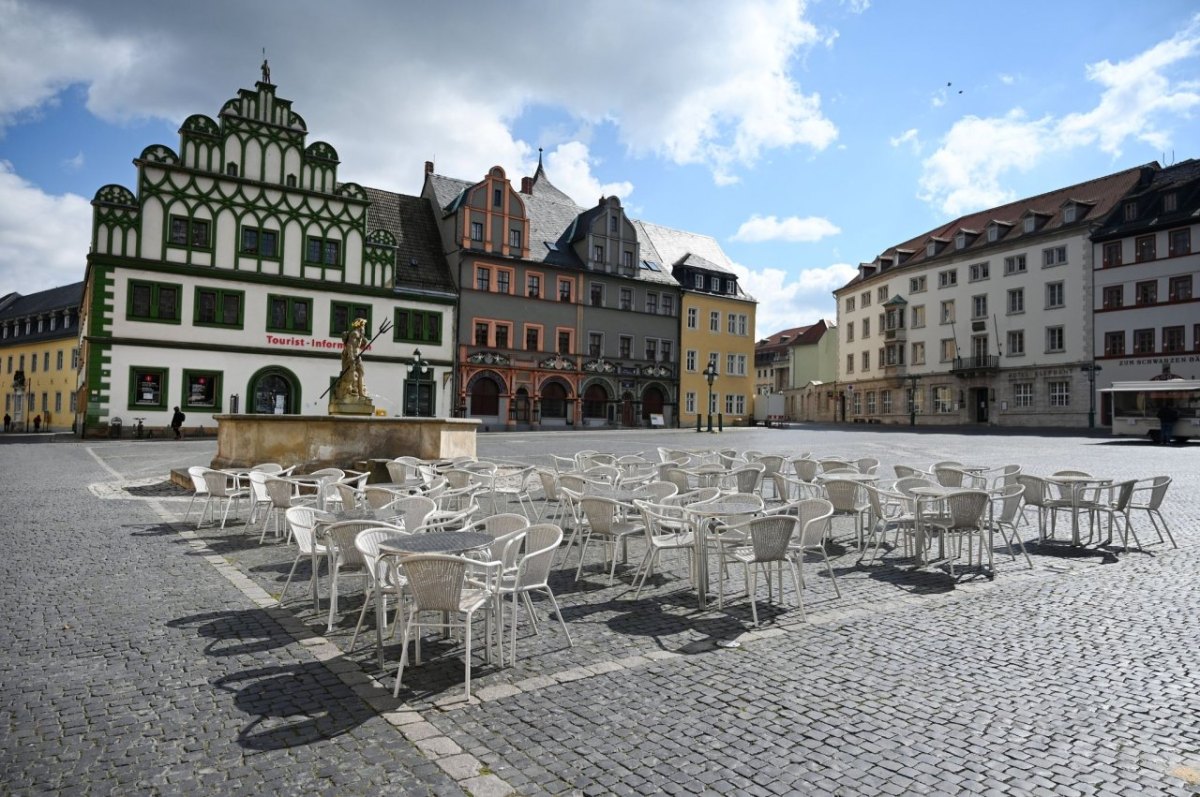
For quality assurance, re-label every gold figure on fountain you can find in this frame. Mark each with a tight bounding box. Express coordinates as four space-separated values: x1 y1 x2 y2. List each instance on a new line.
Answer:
329 318 375 415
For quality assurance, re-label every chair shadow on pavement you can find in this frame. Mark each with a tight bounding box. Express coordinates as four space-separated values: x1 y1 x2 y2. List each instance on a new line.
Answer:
213 662 378 751
169 609 297 658
128 522 184 537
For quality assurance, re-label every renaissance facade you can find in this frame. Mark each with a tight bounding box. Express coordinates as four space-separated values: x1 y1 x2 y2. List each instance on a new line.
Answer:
76 76 457 437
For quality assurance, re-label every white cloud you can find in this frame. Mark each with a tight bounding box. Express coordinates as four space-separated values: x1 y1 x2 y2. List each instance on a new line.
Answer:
729 260 854 335
998 73 1016 85
0 0 837 189
842 0 870 14
543 141 633 206
916 18 1200 216
62 151 84 171
889 128 921 154
731 214 840 243
0 161 91 294
918 110 1050 217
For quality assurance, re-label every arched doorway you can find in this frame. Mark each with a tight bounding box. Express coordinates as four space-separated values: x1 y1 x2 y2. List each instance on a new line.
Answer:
621 392 635 426
540 381 569 424
248 367 299 414
469 376 501 417
513 387 530 423
583 383 609 421
642 384 665 423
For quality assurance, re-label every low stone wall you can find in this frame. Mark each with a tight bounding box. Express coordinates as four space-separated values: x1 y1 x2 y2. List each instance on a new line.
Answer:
210 414 479 471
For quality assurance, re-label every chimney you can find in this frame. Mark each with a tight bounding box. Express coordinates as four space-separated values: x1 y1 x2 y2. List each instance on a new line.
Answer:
424 160 434 175
521 176 533 194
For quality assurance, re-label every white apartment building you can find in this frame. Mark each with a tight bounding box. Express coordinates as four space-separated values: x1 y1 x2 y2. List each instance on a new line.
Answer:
1092 159 1200 423
833 164 1152 428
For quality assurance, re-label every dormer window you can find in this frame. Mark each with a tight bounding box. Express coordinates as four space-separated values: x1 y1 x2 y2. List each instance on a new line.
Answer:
493 188 502 207
955 232 967 249
926 242 936 257
1063 204 1077 223
1023 216 1036 233
1123 202 1137 221
610 216 618 232
694 273 704 289
987 224 999 242
1163 192 1178 213
593 244 604 263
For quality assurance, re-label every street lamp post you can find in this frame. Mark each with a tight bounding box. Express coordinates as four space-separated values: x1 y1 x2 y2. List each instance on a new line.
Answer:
1080 363 1102 429
906 374 919 427
703 358 717 433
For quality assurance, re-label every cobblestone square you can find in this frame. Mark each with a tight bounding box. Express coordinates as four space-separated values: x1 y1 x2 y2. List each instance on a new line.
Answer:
2 426 1198 795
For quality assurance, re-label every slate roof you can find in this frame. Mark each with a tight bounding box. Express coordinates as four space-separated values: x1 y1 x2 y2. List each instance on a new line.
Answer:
425 165 692 289
1091 158 1200 241
0 281 84 321
838 163 1156 292
362 186 457 296
636 220 754 295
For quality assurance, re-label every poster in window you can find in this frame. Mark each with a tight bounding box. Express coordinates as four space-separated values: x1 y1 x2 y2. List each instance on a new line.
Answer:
187 373 217 407
136 372 162 405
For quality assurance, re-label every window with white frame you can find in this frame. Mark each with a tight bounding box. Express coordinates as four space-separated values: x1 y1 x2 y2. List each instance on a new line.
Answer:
1014 383 1033 407
866 391 877 414
1045 326 1065 352
861 351 870 371
846 354 854 374
1007 288 1024 314
1004 254 1027 275
1048 381 1070 407
686 350 697 371
687 307 697 329
910 275 927 293
727 313 737 334
878 286 888 301
940 339 956 362
969 262 990 281
1046 281 1064 309
1007 330 1025 356
862 317 871 338
846 322 855 342
737 314 748 335
881 390 892 414
709 311 720 332
938 269 958 288
911 341 925 364
1043 246 1067 267
940 300 955 324
846 296 856 312
932 386 954 413
972 295 987 319
685 392 696 413
911 305 925 328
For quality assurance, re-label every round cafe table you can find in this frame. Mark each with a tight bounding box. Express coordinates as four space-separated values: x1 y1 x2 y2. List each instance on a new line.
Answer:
685 500 764 608
379 531 492 555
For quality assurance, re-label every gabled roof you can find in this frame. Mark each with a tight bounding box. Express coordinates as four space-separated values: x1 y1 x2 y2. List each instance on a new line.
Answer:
362 187 456 295
0 281 84 321
839 162 1156 292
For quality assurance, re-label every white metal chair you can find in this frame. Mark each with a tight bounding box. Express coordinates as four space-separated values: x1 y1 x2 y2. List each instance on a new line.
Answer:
199 468 250 529
279 506 334 611
321 519 379 632
717 515 802 626
990 483 1031 567
391 553 501 701
1129 476 1175 548
349 524 409 668
921 489 992 576
780 498 839 598
184 466 211 525
259 474 314 544
632 500 697 598
376 495 436 532
576 496 646 585
498 524 573 665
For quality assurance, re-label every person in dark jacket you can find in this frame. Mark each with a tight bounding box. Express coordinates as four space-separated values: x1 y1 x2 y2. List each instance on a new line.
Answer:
1156 403 1179 445
171 407 186 440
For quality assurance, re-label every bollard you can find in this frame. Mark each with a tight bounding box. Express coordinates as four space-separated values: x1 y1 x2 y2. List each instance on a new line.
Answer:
696 414 702 432
718 413 723 432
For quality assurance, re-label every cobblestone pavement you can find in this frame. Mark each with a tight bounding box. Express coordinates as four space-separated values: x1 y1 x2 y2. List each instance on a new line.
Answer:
3 426 1199 795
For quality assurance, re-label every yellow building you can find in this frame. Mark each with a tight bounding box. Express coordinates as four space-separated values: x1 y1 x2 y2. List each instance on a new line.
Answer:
634 221 756 428
0 282 83 433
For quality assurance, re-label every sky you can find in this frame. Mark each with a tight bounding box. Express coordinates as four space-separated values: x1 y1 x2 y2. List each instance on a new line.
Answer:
1 0 1198 337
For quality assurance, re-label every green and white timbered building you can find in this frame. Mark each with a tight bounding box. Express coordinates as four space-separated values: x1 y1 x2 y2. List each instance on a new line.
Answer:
78 77 457 436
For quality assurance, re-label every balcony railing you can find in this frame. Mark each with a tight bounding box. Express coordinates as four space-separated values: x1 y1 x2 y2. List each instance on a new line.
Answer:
951 355 999 373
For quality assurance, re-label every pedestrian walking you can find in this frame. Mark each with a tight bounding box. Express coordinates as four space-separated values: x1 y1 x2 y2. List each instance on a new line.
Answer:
33 414 41 432
3 412 9 432
170 406 186 439
1157 402 1179 445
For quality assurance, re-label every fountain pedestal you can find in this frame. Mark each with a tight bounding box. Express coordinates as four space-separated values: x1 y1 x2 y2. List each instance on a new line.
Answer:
210 414 479 471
